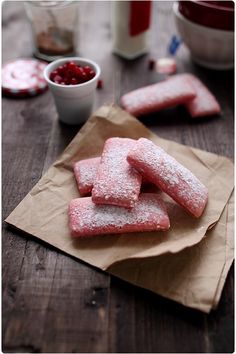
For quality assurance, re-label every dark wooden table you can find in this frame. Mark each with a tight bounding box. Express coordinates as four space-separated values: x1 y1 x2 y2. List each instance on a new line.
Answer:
2 2 234 353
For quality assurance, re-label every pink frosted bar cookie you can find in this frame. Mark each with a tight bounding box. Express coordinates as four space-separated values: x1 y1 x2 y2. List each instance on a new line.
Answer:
69 193 170 237
74 157 100 196
120 75 196 116
92 138 142 208
74 156 149 197
127 138 208 218
169 74 221 118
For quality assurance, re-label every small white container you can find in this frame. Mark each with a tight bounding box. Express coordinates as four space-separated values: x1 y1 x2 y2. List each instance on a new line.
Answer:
173 2 234 70
44 57 101 125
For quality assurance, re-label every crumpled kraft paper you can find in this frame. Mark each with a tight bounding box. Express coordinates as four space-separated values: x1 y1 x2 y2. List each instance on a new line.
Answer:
5 105 234 312
212 193 234 309
108 193 234 313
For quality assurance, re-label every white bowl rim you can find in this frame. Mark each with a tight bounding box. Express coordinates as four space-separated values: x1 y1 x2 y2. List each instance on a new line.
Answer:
173 2 234 36
44 57 101 89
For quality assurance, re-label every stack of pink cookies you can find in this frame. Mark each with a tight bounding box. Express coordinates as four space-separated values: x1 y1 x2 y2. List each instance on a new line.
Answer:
69 137 208 238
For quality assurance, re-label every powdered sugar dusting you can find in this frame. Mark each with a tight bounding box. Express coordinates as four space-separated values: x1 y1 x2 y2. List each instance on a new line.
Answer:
74 155 149 196
92 138 142 208
169 74 221 118
69 193 170 237
120 76 196 116
127 138 208 217
74 157 100 196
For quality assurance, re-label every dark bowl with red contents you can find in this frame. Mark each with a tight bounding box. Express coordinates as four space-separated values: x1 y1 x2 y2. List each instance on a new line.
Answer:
49 61 97 86
179 1 234 31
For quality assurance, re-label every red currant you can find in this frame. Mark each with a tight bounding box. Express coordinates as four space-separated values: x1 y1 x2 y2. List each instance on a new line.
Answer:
83 65 92 74
67 62 76 70
50 62 97 85
87 69 96 80
64 77 71 85
148 59 156 71
57 65 65 75
50 70 58 80
97 79 103 89
71 77 79 85
75 66 84 79
54 75 62 84
80 72 88 83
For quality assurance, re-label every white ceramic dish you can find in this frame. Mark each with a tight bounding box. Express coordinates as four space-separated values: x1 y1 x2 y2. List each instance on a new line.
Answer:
44 57 101 125
173 2 234 70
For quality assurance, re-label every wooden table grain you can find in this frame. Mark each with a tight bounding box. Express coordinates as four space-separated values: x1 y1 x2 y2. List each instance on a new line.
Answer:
2 1 234 353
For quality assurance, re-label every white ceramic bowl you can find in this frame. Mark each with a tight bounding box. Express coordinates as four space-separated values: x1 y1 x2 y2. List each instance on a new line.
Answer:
173 2 234 70
44 57 101 125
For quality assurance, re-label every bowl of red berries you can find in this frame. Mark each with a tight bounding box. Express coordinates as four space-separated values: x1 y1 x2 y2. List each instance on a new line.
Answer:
44 57 101 125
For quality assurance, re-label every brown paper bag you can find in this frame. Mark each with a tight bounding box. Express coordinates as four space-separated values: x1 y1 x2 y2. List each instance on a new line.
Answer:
212 193 234 309
5 105 234 312
108 193 234 313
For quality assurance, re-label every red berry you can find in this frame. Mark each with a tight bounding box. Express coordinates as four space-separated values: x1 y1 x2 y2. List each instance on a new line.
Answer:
53 62 97 85
64 77 71 85
148 59 156 70
70 77 79 85
87 69 96 80
75 66 83 78
54 75 62 83
83 65 92 74
97 79 103 89
50 70 58 80
68 61 76 69
80 72 88 82
57 65 65 75
68 69 75 79
67 63 77 76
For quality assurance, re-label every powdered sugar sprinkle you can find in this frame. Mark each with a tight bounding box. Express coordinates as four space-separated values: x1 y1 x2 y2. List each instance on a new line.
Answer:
69 193 170 237
74 157 100 196
127 138 208 217
92 138 142 208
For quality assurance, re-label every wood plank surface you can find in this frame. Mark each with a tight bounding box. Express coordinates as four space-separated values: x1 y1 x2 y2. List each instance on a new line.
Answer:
2 1 234 353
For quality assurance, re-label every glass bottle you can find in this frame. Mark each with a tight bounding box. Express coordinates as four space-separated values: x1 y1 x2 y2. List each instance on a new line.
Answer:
112 0 152 60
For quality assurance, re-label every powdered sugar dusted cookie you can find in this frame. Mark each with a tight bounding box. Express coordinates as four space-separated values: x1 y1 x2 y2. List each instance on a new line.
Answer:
74 155 151 197
169 74 221 118
92 138 142 208
74 157 100 196
127 138 208 218
69 193 170 237
120 75 196 116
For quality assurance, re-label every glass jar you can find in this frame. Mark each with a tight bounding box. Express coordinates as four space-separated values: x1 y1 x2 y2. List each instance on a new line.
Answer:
24 1 79 62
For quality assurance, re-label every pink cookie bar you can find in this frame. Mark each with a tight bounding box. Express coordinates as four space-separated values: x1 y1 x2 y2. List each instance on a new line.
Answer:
127 138 208 218
120 75 196 116
74 156 150 197
92 138 142 208
69 193 170 237
169 74 221 118
74 157 100 196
